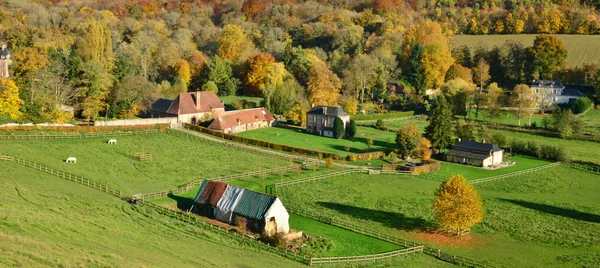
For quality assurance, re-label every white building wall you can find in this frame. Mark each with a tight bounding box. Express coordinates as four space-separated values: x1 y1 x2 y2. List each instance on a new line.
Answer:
263 198 290 234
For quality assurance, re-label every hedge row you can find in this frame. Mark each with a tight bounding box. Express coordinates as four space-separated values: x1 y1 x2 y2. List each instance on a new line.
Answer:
484 123 600 143
382 160 441 173
351 111 415 121
508 139 568 162
186 124 343 160
346 151 386 161
0 124 168 133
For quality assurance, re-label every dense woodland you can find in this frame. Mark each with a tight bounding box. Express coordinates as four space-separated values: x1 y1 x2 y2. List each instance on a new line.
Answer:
0 0 599 124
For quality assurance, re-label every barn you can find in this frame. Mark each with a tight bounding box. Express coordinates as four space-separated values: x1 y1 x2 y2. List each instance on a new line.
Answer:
191 180 290 236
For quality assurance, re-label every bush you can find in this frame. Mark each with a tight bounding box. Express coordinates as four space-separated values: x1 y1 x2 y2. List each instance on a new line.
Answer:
375 119 387 130
333 117 344 139
260 233 287 248
572 96 593 114
509 138 568 161
347 119 357 138
235 216 248 232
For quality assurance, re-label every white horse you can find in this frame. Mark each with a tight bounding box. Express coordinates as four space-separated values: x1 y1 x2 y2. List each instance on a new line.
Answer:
66 157 77 163
108 139 117 144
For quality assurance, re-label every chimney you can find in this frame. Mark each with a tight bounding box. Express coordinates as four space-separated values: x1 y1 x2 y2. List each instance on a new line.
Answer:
482 139 486 143
196 92 201 110
323 106 327 115
457 138 461 142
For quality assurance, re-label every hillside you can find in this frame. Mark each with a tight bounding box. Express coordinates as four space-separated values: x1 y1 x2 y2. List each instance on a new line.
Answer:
453 34 600 67
0 161 302 267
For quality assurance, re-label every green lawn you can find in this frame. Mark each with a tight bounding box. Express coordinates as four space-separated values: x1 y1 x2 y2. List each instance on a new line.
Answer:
464 109 549 127
437 155 553 180
351 111 415 121
0 161 302 268
494 129 600 164
219 96 264 111
237 126 397 157
383 119 429 133
0 132 288 195
580 109 600 135
453 34 600 67
278 166 600 267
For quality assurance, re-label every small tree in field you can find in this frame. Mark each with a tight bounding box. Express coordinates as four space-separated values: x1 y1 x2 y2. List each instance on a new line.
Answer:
366 135 374 150
333 117 345 139
347 119 357 138
325 157 334 170
396 124 421 159
433 175 483 238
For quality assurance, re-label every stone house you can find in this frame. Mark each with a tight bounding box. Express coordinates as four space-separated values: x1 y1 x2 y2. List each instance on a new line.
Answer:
530 80 584 106
208 107 276 134
306 106 350 137
0 44 11 78
445 140 504 168
149 91 224 124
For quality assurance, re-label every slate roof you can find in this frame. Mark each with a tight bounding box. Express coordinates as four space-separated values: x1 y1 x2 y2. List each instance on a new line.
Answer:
561 88 584 97
165 92 224 115
232 190 276 221
208 108 275 131
150 98 174 114
446 149 492 160
307 106 349 117
453 140 503 153
530 80 565 89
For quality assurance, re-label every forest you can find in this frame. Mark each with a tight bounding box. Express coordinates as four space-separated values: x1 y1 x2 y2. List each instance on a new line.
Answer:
1 0 599 123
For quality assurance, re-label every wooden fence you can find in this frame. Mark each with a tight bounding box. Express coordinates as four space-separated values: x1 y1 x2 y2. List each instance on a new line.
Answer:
0 154 123 198
134 164 305 200
0 129 163 140
274 169 366 188
470 162 561 184
567 162 600 175
354 115 425 125
309 246 424 265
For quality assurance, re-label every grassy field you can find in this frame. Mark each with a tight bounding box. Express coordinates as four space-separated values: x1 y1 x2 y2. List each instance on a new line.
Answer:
278 166 600 267
437 155 552 180
219 96 264 111
493 129 600 164
0 132 288 195
453 34 600 67
351 111 415 121
237 126 396 157
464 109 549 127
383 119 429 133
580 109 600 135
0 161 303 268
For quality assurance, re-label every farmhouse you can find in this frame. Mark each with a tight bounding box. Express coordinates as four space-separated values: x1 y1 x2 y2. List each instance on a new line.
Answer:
0 44 11 78
306 106 349 137
208 108 276 134
530 80 584 106
149 91 224 124
445 140 504 168
192 180 290 235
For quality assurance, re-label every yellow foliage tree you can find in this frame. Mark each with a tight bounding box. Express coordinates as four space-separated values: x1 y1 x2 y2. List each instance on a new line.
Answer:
218 24 250 62
174 59 192 87
0 79 24 120
433 175 483 237
342 98 358 115
413 137 432 160
307 55 341 106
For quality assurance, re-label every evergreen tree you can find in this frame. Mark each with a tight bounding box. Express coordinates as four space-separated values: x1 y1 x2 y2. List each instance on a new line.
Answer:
333 117 345 139
407 42 425 94
424 95 454 149
347 119 357 138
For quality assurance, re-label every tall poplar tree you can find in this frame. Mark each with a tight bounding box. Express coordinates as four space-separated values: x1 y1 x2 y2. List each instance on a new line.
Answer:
424 95 454 149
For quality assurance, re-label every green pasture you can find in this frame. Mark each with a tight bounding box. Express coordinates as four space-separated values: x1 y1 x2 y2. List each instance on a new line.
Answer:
437 155 553 180
0 132 288 195
278 166 600 267
0 161 302 268
580 109 600 135
351 111 415 121
237 126 396 157
453 34 600 67
383 119 429 133
494 129 600 164
464 109 549 127
219 96 264 111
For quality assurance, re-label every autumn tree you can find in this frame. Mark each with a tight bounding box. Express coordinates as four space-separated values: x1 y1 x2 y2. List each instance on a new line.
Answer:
174 59 192 88
325 157 334 169
75 19 115 71
0 79 24 120
441 78 476 117
425 95 454 149
218 24 250 62
245 53 288 99
343 54 378 102
114 76 160 118
433 175 484 238
485 83 504 123
473 59 490 120
307 56 341 107
396 124 421 159
414 138 432 160
445 64 472 82
528 35 567 79
78 60 113 120
511 84 538 126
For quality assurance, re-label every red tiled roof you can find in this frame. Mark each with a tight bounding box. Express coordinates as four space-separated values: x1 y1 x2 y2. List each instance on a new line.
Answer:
166 92 224 115
208 108 275 131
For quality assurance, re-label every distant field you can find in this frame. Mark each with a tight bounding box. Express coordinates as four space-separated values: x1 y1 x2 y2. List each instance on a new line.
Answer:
237 126 397 157
0 132 287 195
0 161 302 268
279 166 600 267
453 34 600 67
464 109 549 127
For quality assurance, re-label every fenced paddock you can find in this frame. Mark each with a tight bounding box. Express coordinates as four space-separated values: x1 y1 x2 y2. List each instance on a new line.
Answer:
470 162 561 184
309 246 424 266
0 129 163 140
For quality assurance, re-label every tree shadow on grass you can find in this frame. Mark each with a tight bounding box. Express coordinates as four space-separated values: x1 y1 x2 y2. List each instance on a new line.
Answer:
498 198 600 223
168 193 194 211
317 202 435 231
328 144 364 154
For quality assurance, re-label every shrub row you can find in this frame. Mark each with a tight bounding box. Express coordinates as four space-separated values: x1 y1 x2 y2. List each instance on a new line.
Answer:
484 123 600 143
186 124 343 160
346 151 386 161
351 111 415 121
0 124 168 133
508 139 569 162
385 160 441 173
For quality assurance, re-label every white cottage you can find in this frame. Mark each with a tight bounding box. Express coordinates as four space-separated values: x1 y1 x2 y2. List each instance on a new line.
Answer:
445 140 504 168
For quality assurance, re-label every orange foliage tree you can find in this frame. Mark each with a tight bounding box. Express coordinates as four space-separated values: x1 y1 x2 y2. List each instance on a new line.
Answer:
433 175 483 238
218 24 250 62
307 56 341 107
245 53 276 96
242 0 266 18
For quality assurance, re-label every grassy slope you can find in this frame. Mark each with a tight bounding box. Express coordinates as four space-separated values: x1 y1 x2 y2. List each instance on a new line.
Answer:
580 109 600 135
237 126 396 157
437 155 552 180
278 167 600 267
452 34 600 67
464 109 549 127
0 133 287 195
493 129 600 164
383 119 429 133
0 161 303 268
219 96 264 111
